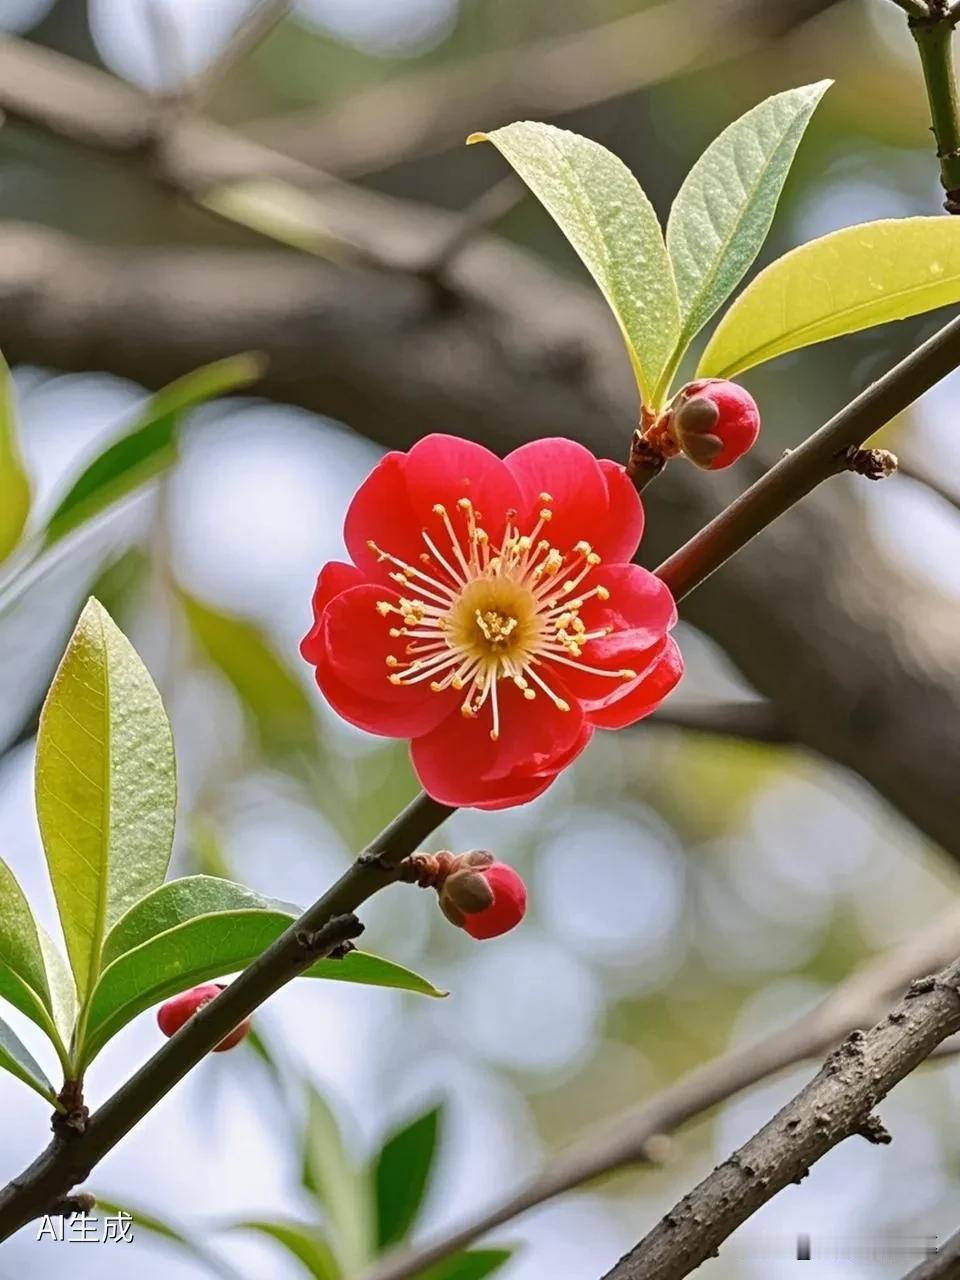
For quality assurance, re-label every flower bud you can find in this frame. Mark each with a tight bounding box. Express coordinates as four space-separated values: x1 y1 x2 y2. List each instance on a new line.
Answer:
669 379 760 470
438 852 527 939
156 983 251 1052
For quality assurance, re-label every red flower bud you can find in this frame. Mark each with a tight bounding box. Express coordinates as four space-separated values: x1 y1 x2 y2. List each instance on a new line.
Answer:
438 855 527 940
669 379 760 470
156 983 251 1053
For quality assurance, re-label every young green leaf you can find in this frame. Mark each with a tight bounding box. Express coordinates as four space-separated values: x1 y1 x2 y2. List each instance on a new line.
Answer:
374 1105 443 1250
699 217 960 378
303 1084 374 1273
0 351 31 565
180 593 317 757
470 121 679 406
229 1219 340 1280
41 354 264 549
0 857 69 1060
664 80 831 382
0 1014 58 1104
35 598 176 1003
93 1197 244 1280
80 876 445 1064
413 1249 515 1280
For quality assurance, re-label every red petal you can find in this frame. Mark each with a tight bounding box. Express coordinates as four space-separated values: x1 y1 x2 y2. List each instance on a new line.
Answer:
505 438 608 555
300 561 367 663
595 459 645 563
404 434 521 555
410 676 591 807
344 451 424 586
586 637 684 729
313 584 457 737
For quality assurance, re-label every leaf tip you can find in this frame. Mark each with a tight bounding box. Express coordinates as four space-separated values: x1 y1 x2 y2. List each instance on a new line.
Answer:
465 132 489 147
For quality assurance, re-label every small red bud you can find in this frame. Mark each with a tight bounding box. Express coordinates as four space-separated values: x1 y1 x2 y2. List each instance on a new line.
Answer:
156 983 251 1053
670 378 760 470
440 859 527 940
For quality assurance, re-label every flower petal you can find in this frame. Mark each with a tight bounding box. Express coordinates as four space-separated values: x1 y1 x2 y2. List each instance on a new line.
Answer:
344 451 425 586
595 459 645 563
586 637 684 729
404 434 521 558
410 676 591 807
313 584 458 737
505 438 609 554
300 561 367 663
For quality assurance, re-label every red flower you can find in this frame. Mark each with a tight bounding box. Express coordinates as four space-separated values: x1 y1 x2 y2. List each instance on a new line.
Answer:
301 436 682 810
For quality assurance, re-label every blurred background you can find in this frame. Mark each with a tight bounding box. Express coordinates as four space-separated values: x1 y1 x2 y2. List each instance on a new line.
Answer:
2 2 960 1278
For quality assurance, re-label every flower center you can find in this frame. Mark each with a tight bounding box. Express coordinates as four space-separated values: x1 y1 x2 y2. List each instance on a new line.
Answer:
369 494 636 740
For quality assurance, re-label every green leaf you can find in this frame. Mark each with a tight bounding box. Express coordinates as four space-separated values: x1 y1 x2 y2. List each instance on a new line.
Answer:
35 598 176 1003
0 351 31 564
180 593 316 756
0 1013 58 1104
229 1219 340 1280
698 216 960 379
42 354 264 549
664 81 831 378
374 1105 443 1249
0 857 71 1060
413 1249 515 1280
470 121 678 406
303 1084 373 1272
80 876 445 1064
94 1197 244 1280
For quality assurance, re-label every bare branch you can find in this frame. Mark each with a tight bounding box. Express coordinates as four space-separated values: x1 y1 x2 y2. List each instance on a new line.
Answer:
190 0 292 111
902 1225 960 1278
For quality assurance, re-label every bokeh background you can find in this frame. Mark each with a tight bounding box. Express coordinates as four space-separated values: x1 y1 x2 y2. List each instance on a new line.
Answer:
2 2 960 1278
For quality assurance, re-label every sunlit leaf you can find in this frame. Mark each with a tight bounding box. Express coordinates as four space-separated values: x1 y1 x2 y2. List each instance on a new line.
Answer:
303 1084 374 1273
374 1105 443 1249
664 80 830 380
698 217 960 378
470 121 678 406
42 354 264 548
0 351 31 564
180 593 316 756
35 598 176 1001
0 1014 58 1104
0 857 68 1058
81 876 444 1064
229 1219 340 1280
413 1249 515 1280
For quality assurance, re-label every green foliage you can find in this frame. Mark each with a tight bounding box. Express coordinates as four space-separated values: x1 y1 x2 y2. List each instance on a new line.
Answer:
42 355 264 548
664 81 831 385
471 121 679 407
303 1084 375 1272
0 857 70 1062
180 592 317 757
81 876 444 1065
374 1104 443 1250
0 1014 58 1105
698 216 960 377
232 1218 340 1279
0 351 31 565
35 598 177 1002
93 1197 244 1280
412 1250 515 1280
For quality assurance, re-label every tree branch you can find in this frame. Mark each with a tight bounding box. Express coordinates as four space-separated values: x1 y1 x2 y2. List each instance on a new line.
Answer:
648 700 793 744
362 907 960 1280
906 1 960 209
602 957 960 1280
902 1225 960 1278
0 792 452 1240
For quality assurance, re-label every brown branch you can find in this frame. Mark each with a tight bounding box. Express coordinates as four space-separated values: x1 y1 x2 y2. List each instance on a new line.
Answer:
0 793 452 1240
602 957 960 1280
361 907 960 1280
243 0 839 177
902 1225 960 1278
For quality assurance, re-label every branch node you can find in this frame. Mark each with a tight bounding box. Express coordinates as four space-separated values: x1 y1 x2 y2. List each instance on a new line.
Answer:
295 913 365 958
855 1112 893 1145
52 1081 89 1139
842 445 899 480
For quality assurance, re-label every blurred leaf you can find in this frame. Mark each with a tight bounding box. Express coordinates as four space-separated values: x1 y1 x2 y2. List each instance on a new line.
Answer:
303 1084 374 1273
0 1014 57 1104
230 1219 340 1280
470 122 678 407
698 217 960 378
41 354 264 549
0 857 67 1058
413 1249 515 1280
0 350 31 564
374 1105 443 1249
664 81 831 376
203 181 343 256
181 592 316 756
94 1196 243 1280
81 875 444 1064
35 598 176 1002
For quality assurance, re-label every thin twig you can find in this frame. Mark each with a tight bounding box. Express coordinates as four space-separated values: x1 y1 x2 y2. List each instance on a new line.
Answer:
905 1 960 209
190 0 292 111
646 700 793 744
897 452 960 512
902 1224 960 1278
